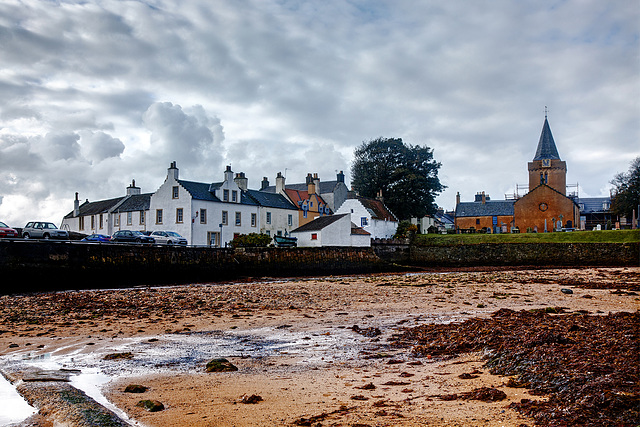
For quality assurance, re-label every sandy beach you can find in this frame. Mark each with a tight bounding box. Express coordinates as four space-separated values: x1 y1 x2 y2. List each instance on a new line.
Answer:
1 267 638 426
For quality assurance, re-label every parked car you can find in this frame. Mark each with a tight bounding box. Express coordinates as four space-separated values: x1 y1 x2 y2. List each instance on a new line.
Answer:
111 230 155 244
22 222 69 240
0 221 19 238
150 231 188 245
81 233 112 243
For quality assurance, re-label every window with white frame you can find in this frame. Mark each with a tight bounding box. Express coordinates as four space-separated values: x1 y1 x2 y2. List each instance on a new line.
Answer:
176 208 183 223
266 212 271 224
235 212 241 226
232 190 238 202
200 209 207 224
172 186 179 199
288 214 292 226
156 209 163 224
223 189 229 202
127 212 132 225
251 213 257 227
139 211 144 225
222 211 228 225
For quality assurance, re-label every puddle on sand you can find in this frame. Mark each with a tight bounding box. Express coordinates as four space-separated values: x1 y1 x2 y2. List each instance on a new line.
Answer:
0 374 37 425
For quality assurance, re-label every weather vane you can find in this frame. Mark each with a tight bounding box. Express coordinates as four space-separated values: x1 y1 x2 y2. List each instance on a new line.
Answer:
544 106 548 118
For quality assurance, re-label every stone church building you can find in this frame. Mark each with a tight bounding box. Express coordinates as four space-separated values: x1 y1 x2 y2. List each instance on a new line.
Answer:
455 116 580 233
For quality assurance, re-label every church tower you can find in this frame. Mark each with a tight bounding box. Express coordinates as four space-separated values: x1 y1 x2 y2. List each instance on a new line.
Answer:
527 113 567 195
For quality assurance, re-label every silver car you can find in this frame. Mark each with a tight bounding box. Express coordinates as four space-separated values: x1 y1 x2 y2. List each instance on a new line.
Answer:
150 231 188 245
22 221 69 240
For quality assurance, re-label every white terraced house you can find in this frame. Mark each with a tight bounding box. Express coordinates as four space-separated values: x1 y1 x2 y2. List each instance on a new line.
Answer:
62 162 300 246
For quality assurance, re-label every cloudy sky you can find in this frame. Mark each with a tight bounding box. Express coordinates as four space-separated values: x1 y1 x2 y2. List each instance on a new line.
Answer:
1 0 638 227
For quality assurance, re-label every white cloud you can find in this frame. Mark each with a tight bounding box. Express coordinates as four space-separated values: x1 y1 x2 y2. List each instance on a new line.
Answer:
0 0 637 227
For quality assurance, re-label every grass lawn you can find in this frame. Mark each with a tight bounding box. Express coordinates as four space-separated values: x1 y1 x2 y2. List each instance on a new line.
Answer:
414 229 640 246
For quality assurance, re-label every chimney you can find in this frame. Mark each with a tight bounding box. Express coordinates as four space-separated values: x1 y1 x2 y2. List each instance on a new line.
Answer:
168 161 179 180
337 170 345 183
456 192 461 206
376 189 384 202
306 173 315 195
234 172 248 191
313 173 320 193
261 177 269 190
127 179 141 195
481 191 486 204
73 192 80 217
224 165 233 183
275 172 285 194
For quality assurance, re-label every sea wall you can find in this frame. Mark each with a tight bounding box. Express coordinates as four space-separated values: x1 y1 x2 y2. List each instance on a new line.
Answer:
379 241 640 268
1 240 637 294
0 241 393 293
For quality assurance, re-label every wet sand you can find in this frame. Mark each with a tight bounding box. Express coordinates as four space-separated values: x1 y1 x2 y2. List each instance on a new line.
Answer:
1 267 638 426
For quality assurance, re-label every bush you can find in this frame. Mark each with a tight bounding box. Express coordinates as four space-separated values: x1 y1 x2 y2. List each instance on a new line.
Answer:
230 233 272 248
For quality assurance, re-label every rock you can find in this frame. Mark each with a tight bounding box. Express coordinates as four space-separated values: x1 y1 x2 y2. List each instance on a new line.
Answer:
240 394 263 404
206 358 238 372
561 288 573 294
104 352 133 360
136 399 164 412
125 384 148 393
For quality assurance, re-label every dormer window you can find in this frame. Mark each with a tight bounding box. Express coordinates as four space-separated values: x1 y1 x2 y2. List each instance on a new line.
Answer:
172 186 179 199
223 189 229 202
232 190 238 202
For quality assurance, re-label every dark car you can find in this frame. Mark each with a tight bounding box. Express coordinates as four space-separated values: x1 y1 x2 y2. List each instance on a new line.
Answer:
111 230 155 244
81 233 112 243
22 221 69 240
0 221 19 238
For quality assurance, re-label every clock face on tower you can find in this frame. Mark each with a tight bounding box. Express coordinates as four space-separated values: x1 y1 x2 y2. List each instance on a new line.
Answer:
541 159 551 168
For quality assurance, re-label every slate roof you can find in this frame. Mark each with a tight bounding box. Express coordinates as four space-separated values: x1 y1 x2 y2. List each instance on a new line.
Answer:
63 194 152 219
291 213 348 232
455 200 515 217
578 197 611 214
178 180 258 206
115 193 152 212
533 117 561 161
246 190 297 210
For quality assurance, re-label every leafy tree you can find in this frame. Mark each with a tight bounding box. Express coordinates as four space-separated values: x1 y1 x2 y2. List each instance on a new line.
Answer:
610 156 640 220
351 137 445 220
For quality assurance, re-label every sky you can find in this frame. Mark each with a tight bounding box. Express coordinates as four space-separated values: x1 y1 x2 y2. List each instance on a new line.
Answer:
1 0 638 227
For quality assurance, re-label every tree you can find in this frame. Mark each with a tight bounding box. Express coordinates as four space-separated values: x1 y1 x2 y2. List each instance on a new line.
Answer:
351 137 445 220
610 157 640 220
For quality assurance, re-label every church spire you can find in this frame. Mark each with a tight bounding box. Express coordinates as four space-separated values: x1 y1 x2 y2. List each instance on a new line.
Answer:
532 111 560 161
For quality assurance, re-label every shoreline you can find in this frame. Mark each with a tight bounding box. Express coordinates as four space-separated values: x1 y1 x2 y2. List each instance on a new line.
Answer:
1 267 638 426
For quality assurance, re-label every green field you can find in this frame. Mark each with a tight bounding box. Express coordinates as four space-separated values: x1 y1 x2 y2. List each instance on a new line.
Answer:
414 229 640 246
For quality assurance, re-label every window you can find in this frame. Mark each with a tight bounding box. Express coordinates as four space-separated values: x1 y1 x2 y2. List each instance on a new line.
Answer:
207 231 220 247
100 213 104 228
115 214 120 226
265 230 270 236
222 211 228 225
303 210 308 218
361 217 368 227
176 208 184 223
476 218 480 225
251 213 257 227
232 190 238 202
156 209 163 224
288 214 293 226
139 211 144 225
91 215 96 229
311 233 318 240
266 212 272 224
235 212 241 226
172 186 179 199
277 230 282 236
79 216 85 231
127 212 132 225
223 189 229 202
200 209 207 224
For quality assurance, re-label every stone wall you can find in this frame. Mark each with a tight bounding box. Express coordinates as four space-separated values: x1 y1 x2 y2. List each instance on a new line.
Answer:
379 242 639 268
0 241 393 293
1 240 637 294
